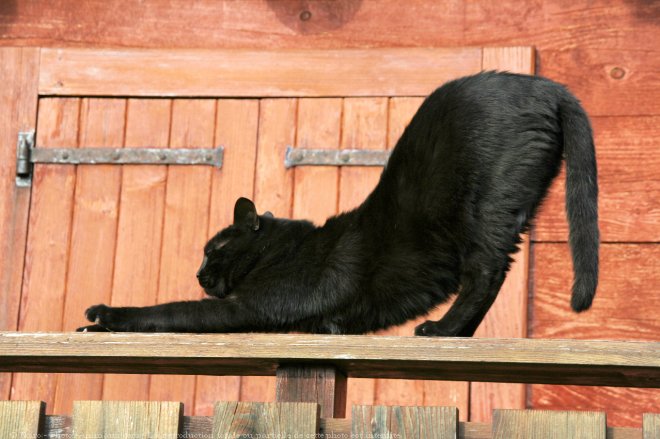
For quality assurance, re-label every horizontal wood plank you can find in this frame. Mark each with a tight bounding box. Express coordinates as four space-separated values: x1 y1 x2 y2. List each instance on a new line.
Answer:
0 333 658 388
39 47 483 97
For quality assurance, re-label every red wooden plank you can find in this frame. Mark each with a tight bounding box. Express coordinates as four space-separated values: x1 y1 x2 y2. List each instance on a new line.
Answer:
53 98 125 414
292 98 342 224
149 99 216 414
534 116 660 243
243 98 298 403
102 99 170 401
195 99 260 416
39 47 483 98
0 47 39 400
12 98 80 411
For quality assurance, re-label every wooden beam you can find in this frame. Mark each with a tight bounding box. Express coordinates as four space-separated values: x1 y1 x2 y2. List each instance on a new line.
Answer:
276 365 347 418
38 47 483 97
0 333 658 388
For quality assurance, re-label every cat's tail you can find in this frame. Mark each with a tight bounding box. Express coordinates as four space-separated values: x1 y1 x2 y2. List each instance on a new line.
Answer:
560 94 599 312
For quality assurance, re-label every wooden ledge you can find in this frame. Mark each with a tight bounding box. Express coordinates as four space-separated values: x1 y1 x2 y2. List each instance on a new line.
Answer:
1 332 658 388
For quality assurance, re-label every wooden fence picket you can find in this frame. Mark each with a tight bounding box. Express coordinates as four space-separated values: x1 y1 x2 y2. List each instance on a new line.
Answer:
492 409 606 439
0 401 44 438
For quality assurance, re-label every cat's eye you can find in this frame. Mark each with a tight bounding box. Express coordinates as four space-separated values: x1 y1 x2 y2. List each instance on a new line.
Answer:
214 239 230 250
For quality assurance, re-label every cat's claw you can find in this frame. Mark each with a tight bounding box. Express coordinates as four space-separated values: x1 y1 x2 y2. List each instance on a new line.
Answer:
76 324 110 332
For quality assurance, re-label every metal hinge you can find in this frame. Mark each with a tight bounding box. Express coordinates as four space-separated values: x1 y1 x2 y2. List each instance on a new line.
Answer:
16 131 224 187
284 146 391 168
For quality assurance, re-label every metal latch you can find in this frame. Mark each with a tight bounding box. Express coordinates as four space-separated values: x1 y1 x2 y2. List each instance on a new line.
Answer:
284 146 391 168
16 131 224 187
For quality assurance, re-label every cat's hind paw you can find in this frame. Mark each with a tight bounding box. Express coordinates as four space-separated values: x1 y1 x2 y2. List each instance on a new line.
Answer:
414 320 460 337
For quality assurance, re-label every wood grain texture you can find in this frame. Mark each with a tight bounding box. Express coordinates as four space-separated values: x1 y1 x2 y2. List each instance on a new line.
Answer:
292 98 342 224
353 405 458 439
0 400 44 439
149 99 216 414
102 99 170 401
212 401 319 438
530 243 660 340
0 47 39 400
197 99 260 416
493 409 606 439
4 1 657 115
1 333 658 388
38 47 482 97
39 413 649 439
72 401 182 438
276 366 347 419
644 413 660 439
12 98 79 411
534 116 660 243
52 98 125 414
531 385 660 429
245 98 298 403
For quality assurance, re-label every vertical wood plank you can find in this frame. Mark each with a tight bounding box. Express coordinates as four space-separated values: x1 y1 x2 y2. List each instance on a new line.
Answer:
292 98 342 224
471 46 536 423
374 97 469 419
242 98 297 403
195 99 260 416
0 47 39 400
150 99 216 413
339 97 388 409
12 98 80 410
492 409 606 439
390 406 458 439
102 99 170 401
352 405 457 439
643 413 660 439
0 401 44 439
73 401 182 438
213 402 319 438
53 98 125 414
276 366 347 419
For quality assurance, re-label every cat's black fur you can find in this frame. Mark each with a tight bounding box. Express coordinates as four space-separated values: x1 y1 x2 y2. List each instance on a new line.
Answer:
78 71 599 337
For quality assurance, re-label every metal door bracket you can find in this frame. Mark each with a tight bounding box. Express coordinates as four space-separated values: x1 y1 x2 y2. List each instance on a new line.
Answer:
16 130 223 187
284 146 390 168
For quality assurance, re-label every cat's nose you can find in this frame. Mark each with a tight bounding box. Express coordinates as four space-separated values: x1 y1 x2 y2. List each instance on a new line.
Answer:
196 256 208 278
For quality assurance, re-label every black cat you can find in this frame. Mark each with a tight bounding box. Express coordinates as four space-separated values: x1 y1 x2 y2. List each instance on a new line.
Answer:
78 71 598 337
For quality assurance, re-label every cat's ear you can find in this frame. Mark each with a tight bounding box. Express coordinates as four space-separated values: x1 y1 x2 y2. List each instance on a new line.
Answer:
234 197 260 231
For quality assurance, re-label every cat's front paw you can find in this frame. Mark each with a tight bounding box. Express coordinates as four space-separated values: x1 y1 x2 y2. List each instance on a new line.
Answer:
83 304 132 332
414 320 459 337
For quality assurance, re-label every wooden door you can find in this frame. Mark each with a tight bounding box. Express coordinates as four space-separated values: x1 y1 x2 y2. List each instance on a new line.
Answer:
0 46 534 418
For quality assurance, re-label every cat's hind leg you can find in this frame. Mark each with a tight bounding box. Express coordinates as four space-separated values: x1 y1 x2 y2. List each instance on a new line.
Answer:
415 258 508 337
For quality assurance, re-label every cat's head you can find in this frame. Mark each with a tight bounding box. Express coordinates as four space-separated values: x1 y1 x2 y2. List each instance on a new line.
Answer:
197 197 274 298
